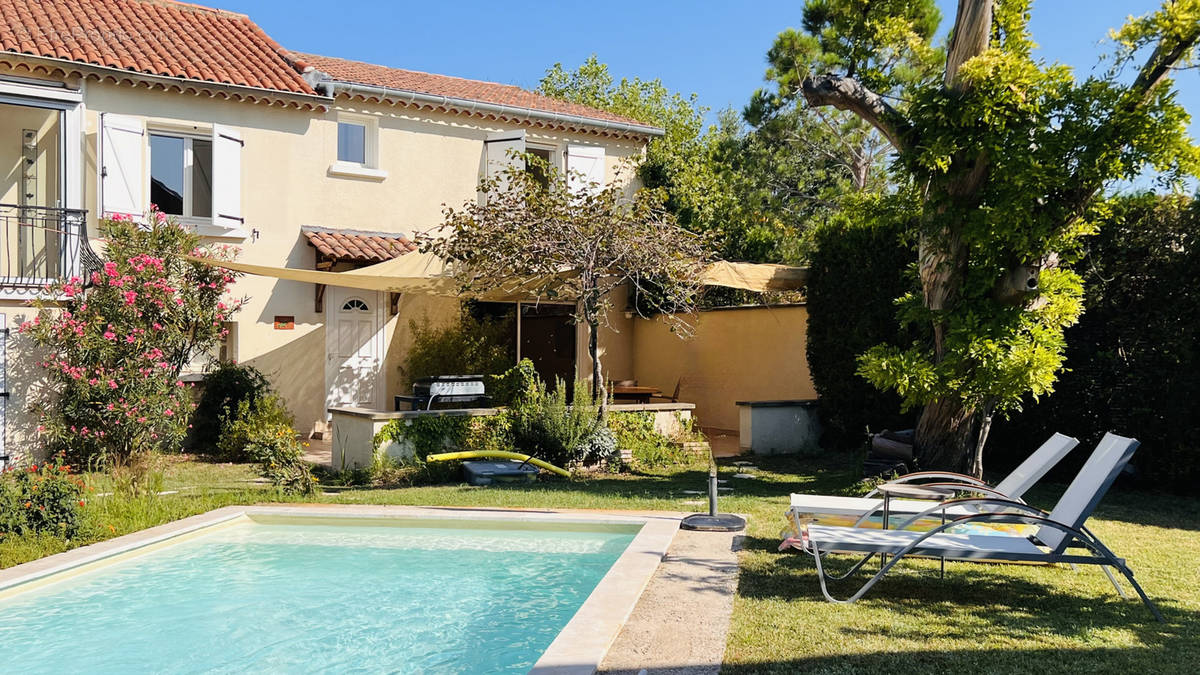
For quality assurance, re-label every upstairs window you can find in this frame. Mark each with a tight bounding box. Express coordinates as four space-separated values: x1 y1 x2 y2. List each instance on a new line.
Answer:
337 122 366 164
526 147 553 190
329 114 384 180
149 133 212 219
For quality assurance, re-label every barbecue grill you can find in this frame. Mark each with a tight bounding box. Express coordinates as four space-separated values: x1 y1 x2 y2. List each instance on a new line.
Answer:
395 375 492 411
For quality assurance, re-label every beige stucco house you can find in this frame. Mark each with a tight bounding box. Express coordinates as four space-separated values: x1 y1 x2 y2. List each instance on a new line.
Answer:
0 0 665 452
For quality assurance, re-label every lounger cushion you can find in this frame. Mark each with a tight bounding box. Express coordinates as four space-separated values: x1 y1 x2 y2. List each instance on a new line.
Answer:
806 524 1045 562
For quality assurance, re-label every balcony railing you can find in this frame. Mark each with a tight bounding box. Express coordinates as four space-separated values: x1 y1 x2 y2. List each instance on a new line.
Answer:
0 204 99 292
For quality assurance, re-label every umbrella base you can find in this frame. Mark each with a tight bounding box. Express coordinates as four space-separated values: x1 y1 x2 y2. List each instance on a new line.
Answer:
680 513 746 532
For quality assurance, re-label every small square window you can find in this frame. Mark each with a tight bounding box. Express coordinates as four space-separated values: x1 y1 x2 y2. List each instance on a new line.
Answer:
337 122 367 164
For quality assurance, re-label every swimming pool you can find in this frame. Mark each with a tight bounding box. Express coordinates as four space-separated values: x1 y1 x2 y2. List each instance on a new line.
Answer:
0 507 678 673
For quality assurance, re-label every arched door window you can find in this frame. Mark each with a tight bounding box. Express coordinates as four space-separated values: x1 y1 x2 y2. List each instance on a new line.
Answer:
341 297 370 313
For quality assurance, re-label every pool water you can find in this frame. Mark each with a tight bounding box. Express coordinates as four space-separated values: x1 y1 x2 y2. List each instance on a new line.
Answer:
0 517 639 673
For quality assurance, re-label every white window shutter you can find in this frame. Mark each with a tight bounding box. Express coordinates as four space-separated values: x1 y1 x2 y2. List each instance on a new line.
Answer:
212 124 244 230
99 113 144 218
483 130 525 192
566 144 605 195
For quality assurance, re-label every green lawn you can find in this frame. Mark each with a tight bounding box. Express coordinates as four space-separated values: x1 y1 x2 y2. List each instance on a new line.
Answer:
2 453 1197 673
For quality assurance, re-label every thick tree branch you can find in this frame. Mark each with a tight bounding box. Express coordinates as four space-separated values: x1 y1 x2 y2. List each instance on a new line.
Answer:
1131 27 1200 103
800 74 911 152
944 0 993 89
1058 23 1200 224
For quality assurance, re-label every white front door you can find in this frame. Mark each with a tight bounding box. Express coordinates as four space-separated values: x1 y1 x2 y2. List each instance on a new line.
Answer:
325 288 385 412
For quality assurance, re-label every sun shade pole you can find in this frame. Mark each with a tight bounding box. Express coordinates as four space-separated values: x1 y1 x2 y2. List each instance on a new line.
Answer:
681 449 745 532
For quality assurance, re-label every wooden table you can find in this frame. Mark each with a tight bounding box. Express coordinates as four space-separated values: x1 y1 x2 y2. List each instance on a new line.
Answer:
610 385 662 404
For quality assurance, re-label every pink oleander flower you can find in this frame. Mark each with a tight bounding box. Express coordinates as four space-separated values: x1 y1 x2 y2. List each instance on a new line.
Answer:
123 291 138 305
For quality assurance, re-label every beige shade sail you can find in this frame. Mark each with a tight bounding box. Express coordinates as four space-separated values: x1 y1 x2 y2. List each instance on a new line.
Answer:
189 253 808 298
700 261 809 292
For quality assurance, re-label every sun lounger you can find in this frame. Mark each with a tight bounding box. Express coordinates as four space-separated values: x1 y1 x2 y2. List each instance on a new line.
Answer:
786 433 1079 530
787 433 1162 621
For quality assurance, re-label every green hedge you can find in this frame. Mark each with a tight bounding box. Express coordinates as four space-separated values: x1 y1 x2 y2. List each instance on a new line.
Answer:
989 195 1200 494
805 200 915 449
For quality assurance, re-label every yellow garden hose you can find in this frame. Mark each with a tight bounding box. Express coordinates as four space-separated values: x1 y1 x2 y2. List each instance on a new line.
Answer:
425 450 571 478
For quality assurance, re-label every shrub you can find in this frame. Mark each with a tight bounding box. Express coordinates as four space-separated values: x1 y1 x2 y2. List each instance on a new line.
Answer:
487 359 540 407
244 423 316 496
989 194 1200 494
509 379 604 468
805 199 915 449
21 210 243 488
191 362 270 451
216 393 294 462
372 413 512 464
402 310 515 386
0 454 86 540
373 415 470 461
608 412 697 469
576 427 620 471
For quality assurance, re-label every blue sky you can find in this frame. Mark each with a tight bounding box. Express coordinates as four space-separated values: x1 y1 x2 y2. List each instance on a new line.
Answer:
235 0 1196 136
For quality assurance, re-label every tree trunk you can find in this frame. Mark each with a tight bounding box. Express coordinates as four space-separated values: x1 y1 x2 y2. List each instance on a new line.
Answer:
914 397 979 475
588 318 603 403
970 407 995 478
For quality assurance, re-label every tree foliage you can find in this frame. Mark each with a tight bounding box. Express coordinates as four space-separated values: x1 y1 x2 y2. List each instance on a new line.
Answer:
785 0 1200 473
541 57 830 270
427 156 708 401
401 309 515 387
749 0 943 190
990 194 1200 494
805 193 916 448
538 56 711 219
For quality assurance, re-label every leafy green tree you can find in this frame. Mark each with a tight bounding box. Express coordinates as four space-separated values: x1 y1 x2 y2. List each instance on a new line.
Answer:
990 194 1200 495
541 57 840 269
749 0 943 191
538 56 720 232
427 158 708 404
782 0 1200 474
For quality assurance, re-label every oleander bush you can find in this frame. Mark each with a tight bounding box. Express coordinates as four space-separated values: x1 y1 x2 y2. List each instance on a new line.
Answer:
21 209 243 492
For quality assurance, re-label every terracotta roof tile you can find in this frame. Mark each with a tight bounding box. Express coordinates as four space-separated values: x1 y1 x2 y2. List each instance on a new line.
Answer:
302 226 418 265
289 51 655 130
0 0 316 95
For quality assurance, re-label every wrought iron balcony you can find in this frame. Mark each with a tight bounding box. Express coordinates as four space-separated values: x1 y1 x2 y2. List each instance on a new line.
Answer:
0 204 99 292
